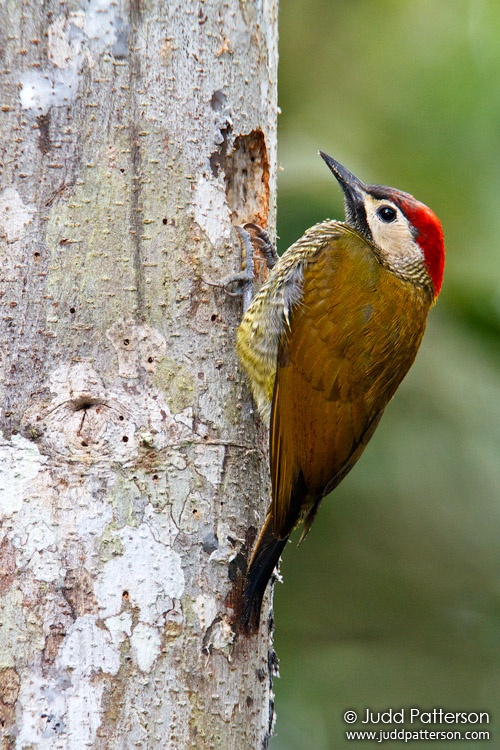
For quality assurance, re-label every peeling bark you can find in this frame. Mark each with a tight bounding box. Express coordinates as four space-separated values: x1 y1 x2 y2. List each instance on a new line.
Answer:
0 0 278 747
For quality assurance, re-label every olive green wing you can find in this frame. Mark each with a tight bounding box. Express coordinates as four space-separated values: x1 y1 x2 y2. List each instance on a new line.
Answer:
269 231 430 540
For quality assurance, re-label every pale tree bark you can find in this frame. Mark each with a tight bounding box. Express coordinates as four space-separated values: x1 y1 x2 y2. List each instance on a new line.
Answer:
0 1 278 748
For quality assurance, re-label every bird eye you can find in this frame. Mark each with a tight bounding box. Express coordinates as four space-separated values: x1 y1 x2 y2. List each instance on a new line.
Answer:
376 205 397 223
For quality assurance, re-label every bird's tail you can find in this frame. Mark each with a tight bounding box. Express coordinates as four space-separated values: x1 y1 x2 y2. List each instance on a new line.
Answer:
241 515 287 633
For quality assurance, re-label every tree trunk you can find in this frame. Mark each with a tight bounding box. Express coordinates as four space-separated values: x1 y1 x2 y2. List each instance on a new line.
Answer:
0 0 278 747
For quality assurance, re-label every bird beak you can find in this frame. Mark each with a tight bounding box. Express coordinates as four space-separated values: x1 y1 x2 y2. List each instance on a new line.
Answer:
319 151 369 230
319 151 366 205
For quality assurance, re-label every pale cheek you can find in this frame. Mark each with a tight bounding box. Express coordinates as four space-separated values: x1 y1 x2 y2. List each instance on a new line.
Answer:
370 221 414 260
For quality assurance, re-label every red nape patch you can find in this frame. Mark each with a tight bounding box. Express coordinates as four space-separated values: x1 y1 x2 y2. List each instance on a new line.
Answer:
396 195 445 296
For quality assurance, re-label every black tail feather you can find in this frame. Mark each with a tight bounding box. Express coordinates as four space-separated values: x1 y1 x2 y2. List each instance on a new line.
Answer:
241 523 287 633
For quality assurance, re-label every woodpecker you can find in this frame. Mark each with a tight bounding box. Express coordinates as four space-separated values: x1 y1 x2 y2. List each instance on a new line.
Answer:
237 151 445 631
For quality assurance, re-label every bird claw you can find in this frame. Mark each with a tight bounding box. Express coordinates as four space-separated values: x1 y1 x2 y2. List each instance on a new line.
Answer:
204 269 254 297
204 226 254 311
234 223 278 310
204 223 278 312
241 223 279 270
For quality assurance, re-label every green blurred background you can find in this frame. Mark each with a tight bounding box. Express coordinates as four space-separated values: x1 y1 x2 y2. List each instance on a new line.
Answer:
271 1 500 748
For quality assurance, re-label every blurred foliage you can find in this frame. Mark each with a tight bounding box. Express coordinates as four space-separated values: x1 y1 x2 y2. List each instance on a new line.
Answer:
271 1 500 748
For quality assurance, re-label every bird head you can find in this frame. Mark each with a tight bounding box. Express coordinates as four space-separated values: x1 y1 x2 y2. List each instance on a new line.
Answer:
319 151 445 297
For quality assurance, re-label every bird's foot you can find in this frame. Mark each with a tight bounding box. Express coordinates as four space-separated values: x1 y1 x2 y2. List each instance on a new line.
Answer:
204 223 278 312
241 222 279 270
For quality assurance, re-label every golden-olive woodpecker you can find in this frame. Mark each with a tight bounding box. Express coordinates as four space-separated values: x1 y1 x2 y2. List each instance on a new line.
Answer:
237 151 445 632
